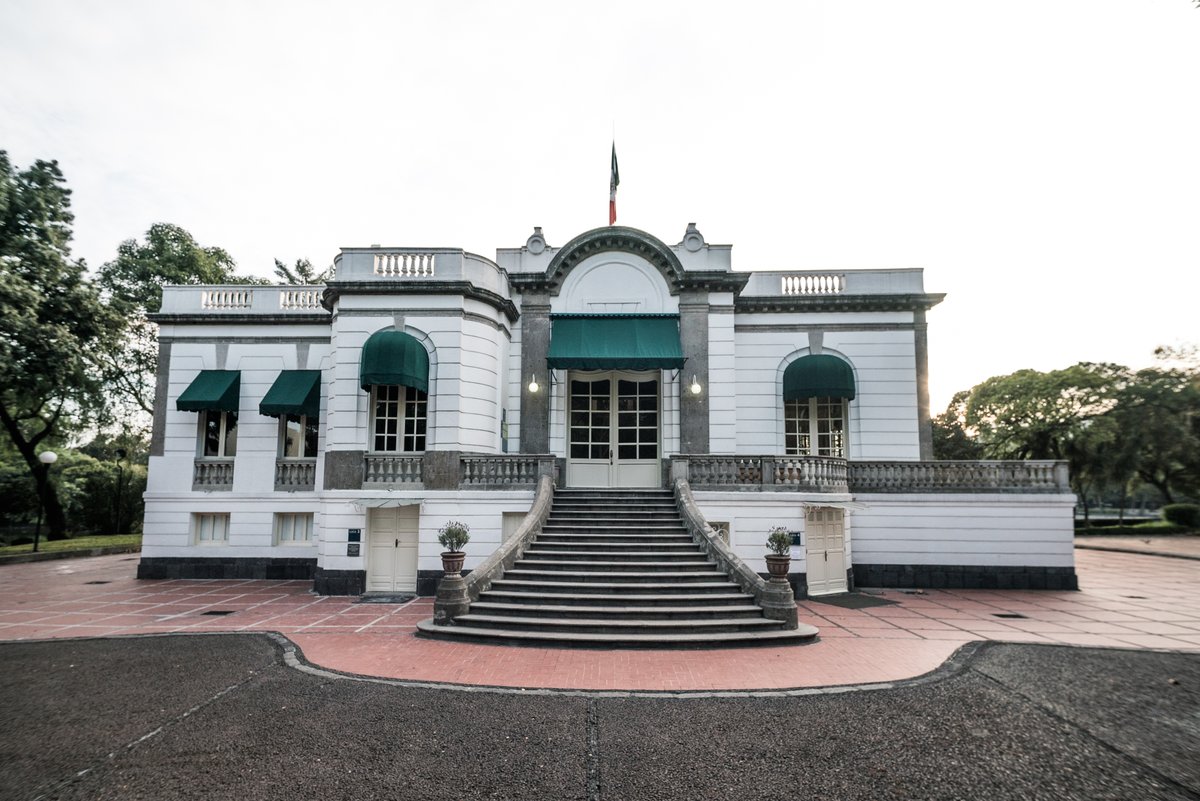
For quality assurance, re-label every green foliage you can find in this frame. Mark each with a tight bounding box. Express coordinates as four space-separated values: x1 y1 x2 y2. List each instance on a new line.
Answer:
938 351 1200 508
273 258 332 284
1161 504 1200 528
437 520 471 552
765 526 791 556
0 151 116 538
96 224 264 419
0 533 141 555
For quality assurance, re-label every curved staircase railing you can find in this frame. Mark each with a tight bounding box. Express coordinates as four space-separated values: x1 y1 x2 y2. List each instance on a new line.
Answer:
673 479 799 629
433 473 555 624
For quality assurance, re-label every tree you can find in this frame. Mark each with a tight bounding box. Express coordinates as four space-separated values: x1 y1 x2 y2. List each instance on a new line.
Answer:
96 223 262 418
0 152 114 539
1109 368 1200 504
931 390 985 460
959 363 1127 520
273 257 332 284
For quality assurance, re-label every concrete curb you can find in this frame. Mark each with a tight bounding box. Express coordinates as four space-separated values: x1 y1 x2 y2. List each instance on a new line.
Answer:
1074 544 1200 562
0 545 141 565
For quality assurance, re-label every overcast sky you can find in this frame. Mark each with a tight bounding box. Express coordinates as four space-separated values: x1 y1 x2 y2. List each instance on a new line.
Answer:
2 0 1197 411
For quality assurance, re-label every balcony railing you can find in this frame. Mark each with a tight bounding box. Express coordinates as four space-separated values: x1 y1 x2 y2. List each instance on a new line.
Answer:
674 455 850 493
157 285 328 316
673 456 1070 494
460 456 544 488
364 455 424 485
275 459 316 491
848 460 1070 494
192 459 234 490
361 453 556 489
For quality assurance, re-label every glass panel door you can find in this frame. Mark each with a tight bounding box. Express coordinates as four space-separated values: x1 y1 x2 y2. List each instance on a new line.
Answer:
567 372 660 487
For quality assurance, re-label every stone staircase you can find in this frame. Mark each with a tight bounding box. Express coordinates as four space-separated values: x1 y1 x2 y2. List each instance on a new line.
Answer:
419 488 819 648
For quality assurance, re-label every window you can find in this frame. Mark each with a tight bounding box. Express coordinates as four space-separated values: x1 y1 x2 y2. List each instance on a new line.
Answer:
280 414 319 458
275 512 314 544
201 410 238 457
785 397 846 457
194 512 229 544
371 385 427 452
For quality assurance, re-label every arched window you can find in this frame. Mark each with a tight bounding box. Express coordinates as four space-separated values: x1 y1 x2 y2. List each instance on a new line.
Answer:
783 355 855 458
360 330 430 453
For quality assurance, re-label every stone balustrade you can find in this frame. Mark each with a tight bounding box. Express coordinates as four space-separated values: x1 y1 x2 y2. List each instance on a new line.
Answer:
362 452 555 489
373 251 437 277
192 459 234 490
364 455 424 485
157 285 329 316
848 460 1070 493
274 459 316 491
674 455 850 493
460 455 544 488
780 273 844 296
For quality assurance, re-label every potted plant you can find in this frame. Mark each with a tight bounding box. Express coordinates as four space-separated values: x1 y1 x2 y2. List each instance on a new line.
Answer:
438 520 471 576
764 525 792 579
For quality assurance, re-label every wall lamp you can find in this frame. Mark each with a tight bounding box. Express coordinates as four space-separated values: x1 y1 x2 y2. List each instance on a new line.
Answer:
528 375 540 393
689 375 703 395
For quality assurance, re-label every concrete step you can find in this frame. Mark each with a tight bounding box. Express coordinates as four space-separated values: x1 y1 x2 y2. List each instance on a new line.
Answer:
479 590 755 607
416 619 821 649
470 601 766 620
489 579 743 594
512 559 716 572
504 569 728 584
523 549 704 561
454 613 786 635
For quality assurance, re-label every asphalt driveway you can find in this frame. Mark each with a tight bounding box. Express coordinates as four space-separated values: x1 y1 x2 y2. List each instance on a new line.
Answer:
2 634 1198 801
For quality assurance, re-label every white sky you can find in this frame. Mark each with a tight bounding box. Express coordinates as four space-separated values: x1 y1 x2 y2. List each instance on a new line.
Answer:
2 0 1197 412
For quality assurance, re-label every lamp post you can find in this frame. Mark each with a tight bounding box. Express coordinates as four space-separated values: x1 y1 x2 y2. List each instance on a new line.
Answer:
114 448 127 535
32 450 58 553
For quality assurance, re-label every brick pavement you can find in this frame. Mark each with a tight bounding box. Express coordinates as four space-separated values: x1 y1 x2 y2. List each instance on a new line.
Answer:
0 549 1197 691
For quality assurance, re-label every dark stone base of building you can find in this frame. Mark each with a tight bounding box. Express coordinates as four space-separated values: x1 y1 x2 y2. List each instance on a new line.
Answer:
137 557 316 581
313 568 366 596
852 563 1078 591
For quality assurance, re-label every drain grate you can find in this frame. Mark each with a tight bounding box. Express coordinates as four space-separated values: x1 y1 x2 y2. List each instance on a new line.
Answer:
201 610 235 616
992 612 1028 619
84 580 111 585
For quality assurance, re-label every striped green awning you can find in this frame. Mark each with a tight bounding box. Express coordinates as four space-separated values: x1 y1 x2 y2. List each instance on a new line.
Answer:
547 315 685 370
360 330 429 392
259 370 321 419
176 370 241 412
783 355 856 400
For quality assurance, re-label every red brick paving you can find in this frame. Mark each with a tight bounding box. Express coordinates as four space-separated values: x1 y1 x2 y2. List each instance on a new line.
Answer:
0 548 1197 691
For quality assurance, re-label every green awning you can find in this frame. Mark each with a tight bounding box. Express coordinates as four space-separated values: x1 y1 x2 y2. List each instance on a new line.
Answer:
547 315 685 370
783 355 856 400
259 370 321 419
176 370 240 413
360 330 429 392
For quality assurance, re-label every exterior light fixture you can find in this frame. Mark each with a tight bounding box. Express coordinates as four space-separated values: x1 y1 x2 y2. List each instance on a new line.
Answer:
528 375 540 393
33 451 58 554
689 375 702 395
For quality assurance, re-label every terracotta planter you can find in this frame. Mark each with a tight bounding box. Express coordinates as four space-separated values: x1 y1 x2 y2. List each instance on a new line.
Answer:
441 550 466 576
764 554 791 579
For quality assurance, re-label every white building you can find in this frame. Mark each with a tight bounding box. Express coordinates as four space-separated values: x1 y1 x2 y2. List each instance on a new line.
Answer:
139 224 1077 602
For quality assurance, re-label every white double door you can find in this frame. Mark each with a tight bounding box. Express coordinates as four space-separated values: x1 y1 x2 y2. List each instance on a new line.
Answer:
367 506 418 593
567 371 661 488
805 507 848 596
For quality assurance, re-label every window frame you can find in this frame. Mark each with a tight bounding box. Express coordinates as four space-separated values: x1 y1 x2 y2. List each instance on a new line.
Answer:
200 409 238 458
784 396 848 458
193 512 230 545
274 512 314 545
369 384 427 453
279 413 319 458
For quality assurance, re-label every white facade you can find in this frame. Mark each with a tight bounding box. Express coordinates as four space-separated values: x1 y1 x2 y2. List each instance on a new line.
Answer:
140 225 1077 596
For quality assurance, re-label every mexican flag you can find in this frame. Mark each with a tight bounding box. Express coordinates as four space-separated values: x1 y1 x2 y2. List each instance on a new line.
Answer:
609 142 619 225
